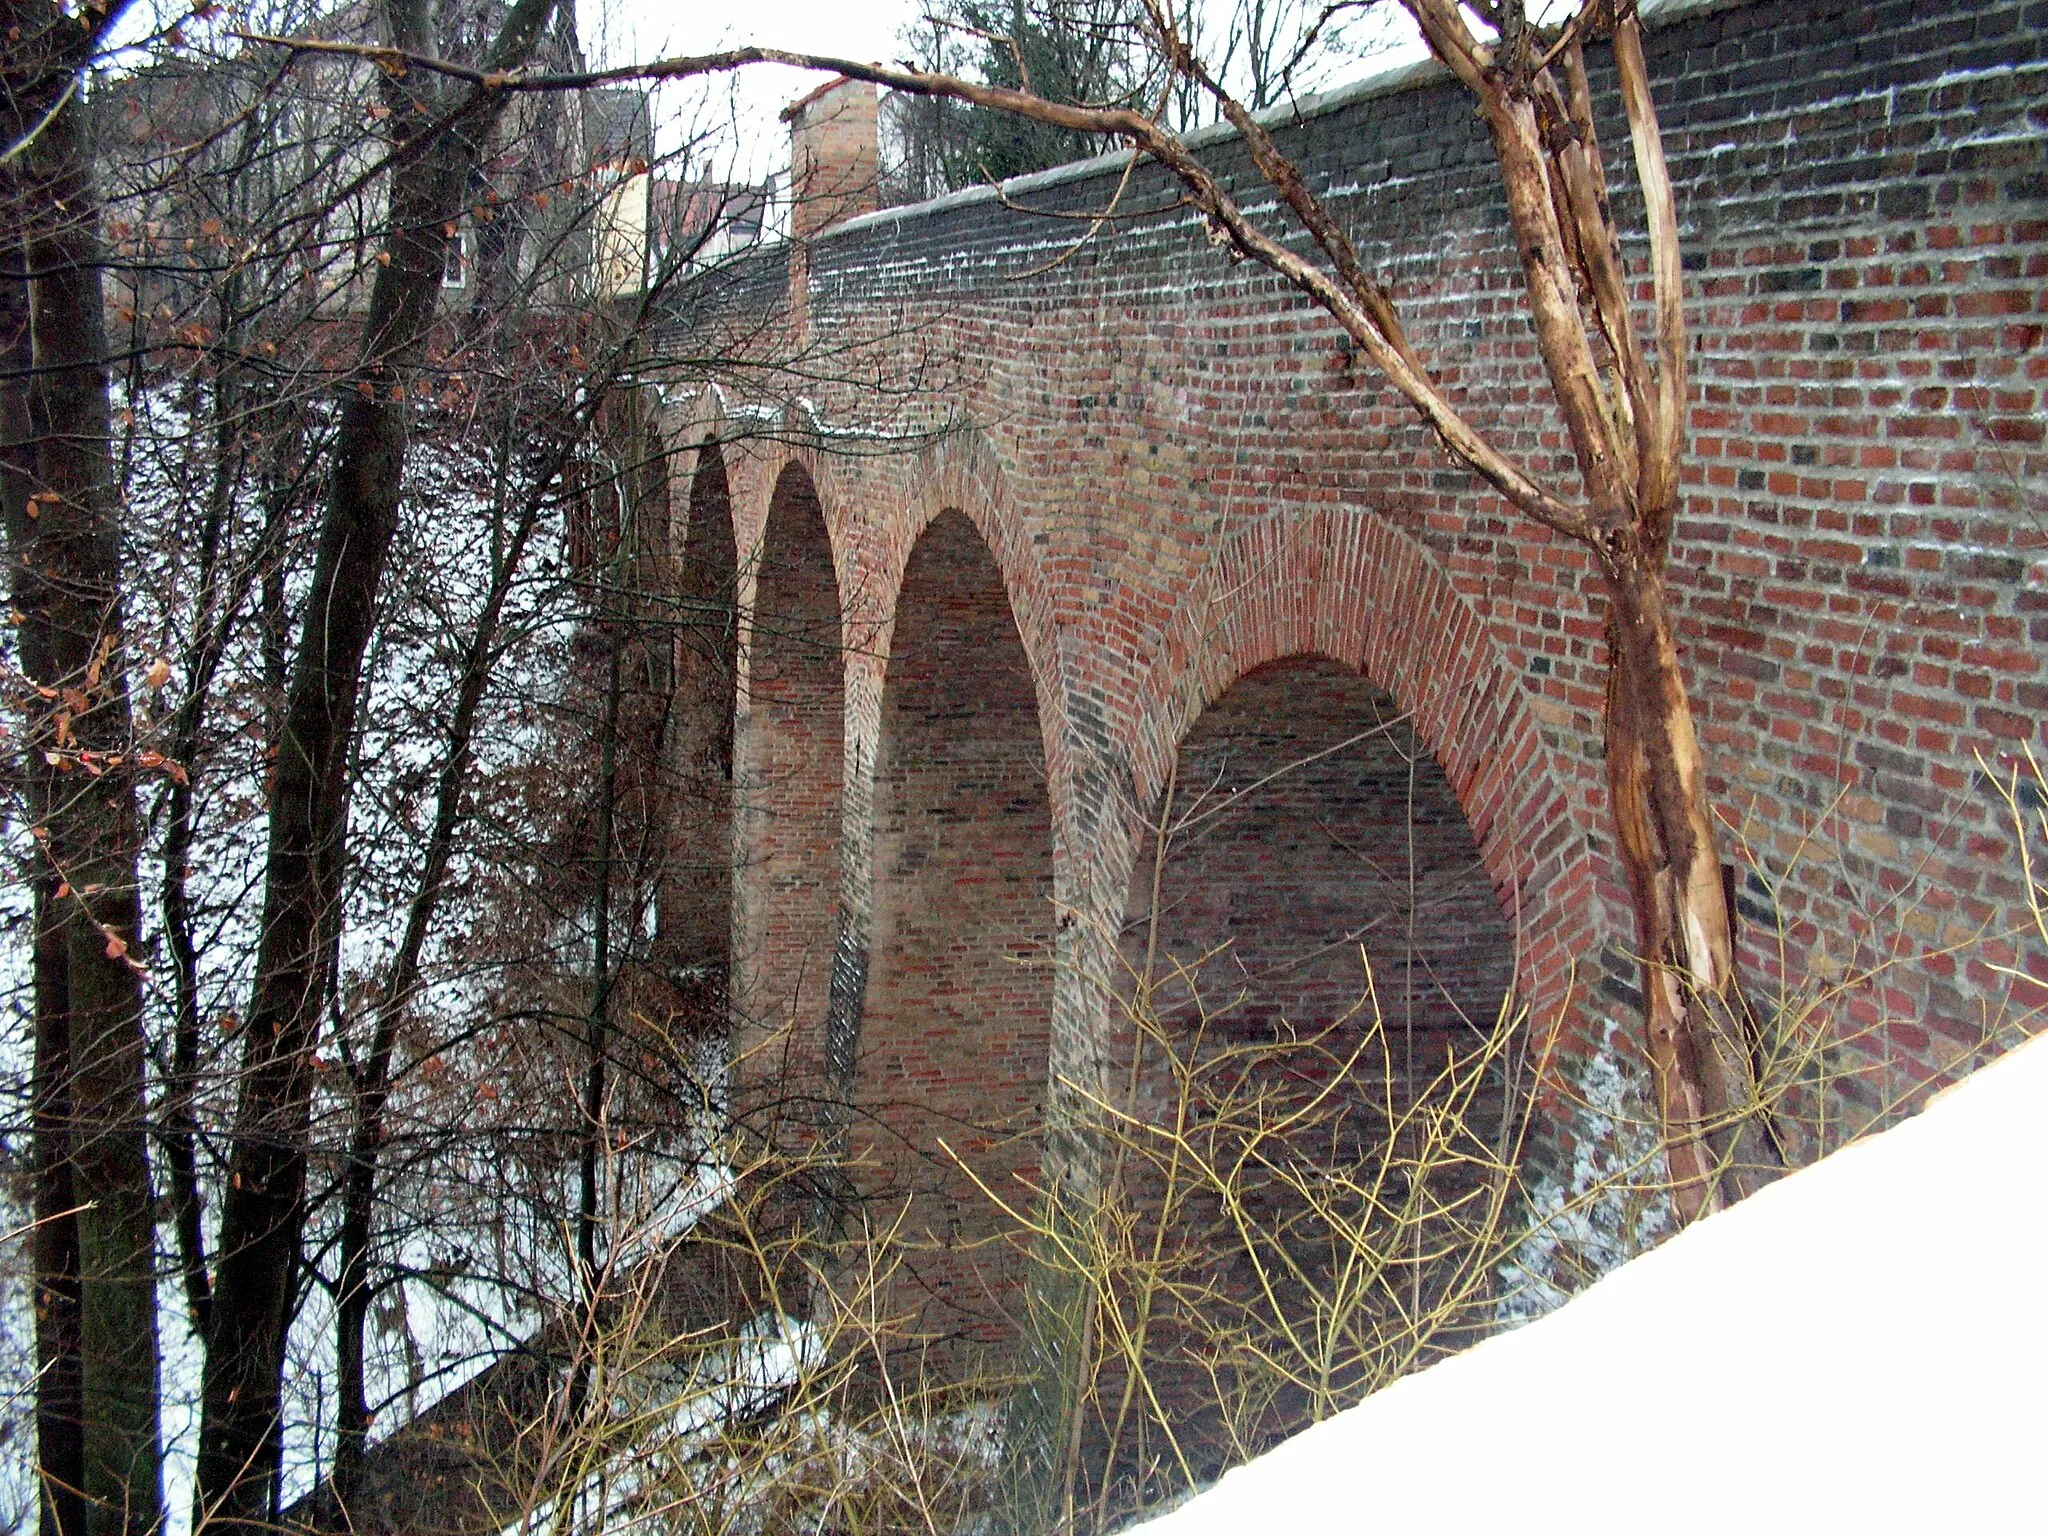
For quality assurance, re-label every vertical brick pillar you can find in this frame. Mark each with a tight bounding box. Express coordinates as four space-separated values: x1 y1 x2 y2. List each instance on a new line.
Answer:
783 76 880 240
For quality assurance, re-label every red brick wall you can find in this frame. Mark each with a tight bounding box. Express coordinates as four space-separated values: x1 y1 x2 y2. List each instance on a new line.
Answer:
1683 186 2048 1116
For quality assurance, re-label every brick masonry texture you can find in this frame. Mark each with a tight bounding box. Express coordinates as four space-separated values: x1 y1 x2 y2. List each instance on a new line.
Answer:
658 445 740 975
664 0 2048 1283
1100 656 1516 1462
731 462 845 1082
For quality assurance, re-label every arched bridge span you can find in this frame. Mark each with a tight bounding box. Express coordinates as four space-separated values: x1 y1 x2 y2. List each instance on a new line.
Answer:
652 0 2048 1358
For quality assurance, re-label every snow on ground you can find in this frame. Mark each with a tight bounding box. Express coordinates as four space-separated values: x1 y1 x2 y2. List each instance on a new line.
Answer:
1131 1030 2048 1535
493 1311 822 1536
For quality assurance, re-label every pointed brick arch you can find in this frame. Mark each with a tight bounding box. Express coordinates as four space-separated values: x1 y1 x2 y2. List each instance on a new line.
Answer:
862 431 1073 847
1098 650 1519 1487
1127 507 1603 1045
851 506 1056 1370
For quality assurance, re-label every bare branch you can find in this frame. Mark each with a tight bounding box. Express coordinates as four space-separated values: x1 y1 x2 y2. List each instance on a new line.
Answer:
1613 11 1685 527
1546 46 1653 482
236 28 1592 534
1401 0 1493 94
0 72 76 167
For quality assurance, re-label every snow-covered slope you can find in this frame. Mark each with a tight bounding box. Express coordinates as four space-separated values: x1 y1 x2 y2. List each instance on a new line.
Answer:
1131 1032 2048 1534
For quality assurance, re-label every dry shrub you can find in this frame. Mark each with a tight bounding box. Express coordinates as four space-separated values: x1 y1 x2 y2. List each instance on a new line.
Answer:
427 753 2048 1536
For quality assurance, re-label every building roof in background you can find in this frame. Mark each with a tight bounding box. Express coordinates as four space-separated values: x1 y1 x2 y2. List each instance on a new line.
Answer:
581 86 654 168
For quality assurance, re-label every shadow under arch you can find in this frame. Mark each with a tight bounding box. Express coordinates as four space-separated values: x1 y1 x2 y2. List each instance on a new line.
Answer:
1085 651 1521 1510
852 507 1055 1373
1125 507 1602 1046
659 440 741 997
733 458 846 1092
1126 653 1515 1055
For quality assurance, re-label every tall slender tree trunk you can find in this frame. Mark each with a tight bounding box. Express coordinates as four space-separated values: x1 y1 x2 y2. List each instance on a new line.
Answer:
27 877 87 1536
3 12 166 1529
194 208 428 1536
3 252 87 1536
156 370 239 1347
569 624 623 1418
194 4 559 1526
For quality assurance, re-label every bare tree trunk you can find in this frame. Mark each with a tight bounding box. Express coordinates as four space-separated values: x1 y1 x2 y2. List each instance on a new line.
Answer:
3 252 87 1536
3 9 166 1527
1438 8 1781 1216
569 621 624 1417
28 877 87 1536
194 2 561 1526
153 143 324 1339
1603 567 1780 1212
155 378 238 1347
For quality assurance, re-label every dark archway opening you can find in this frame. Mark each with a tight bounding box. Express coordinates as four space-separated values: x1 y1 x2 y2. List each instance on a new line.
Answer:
658 443 740 1030
1132 656 1511 1051
855 510 1053 1372
1092 654 1516 1511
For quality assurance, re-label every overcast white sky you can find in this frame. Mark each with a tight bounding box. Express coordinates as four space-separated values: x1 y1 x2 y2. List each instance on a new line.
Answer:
589 0 923 179
585 0 1436 184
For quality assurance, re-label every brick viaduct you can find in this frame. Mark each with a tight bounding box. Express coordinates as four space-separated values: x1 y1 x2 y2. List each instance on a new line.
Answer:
647 0 2048 1362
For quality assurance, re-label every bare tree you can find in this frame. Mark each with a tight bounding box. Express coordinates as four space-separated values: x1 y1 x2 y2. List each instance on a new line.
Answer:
886 0 1151 197
3 4 170 1530
3 3 930 1530
191 0 583 1525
